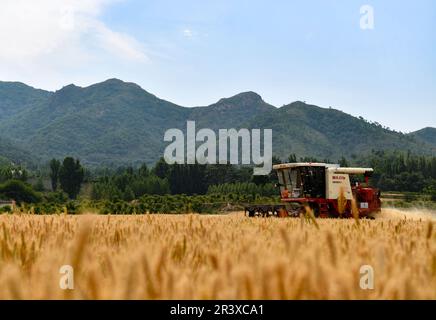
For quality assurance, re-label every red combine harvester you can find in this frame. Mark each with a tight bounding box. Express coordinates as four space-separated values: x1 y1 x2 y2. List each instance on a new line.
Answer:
245 163 381 218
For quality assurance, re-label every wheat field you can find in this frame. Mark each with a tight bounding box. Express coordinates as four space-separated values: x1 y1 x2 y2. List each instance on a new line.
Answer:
0 209 435 300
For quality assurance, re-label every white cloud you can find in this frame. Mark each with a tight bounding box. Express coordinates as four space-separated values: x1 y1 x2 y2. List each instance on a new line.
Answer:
182 28 194 38
0 0 148 88
95 21 147 62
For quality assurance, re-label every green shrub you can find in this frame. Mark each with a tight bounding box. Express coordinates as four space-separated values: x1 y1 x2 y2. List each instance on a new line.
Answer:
66 201 78 214
0 180 41 204
0 206 12 214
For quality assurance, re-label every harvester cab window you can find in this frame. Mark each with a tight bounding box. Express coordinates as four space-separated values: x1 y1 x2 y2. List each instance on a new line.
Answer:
289 169 301 197
283 169 293 191
275 167 326 199
299 166 326 199
290 169 298 187
277 169 299 196
277 170 286 193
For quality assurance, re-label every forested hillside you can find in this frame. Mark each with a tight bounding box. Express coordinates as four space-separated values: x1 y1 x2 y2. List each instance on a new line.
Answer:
0 79 434 166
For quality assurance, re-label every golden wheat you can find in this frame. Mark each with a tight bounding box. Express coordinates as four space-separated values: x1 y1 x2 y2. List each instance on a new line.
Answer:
0 210 435 300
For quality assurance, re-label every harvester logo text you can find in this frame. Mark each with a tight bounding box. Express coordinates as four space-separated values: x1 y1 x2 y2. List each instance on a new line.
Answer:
163 121 272 175
332 176 346 180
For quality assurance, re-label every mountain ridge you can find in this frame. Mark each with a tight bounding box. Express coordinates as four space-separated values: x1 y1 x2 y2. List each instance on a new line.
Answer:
0 79 434 166
0 81 52 122
411 127 436 148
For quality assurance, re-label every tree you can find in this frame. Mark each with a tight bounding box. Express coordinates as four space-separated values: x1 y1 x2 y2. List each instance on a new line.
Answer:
0 165 28 183
34 178 45 192
424 182 436 202
0 180 41 204
59 157 84 199
288 154 297 163
339 157 349 167
168 164 207 195
153 157 170 179
138 163 149 177
49 159 61 191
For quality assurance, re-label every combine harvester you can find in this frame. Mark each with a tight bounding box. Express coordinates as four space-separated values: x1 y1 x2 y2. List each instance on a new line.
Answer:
245 163 381 218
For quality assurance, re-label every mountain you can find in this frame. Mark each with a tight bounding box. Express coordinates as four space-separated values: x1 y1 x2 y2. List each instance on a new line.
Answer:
0 79 188 166
411 127 436 148
188 91 275 129
0 80 278 166
0 136 36 166
244 101 434 160
0 79 434 166
0 81 51 121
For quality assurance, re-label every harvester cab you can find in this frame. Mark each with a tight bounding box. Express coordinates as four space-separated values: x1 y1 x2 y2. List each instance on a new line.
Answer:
245 163 381 218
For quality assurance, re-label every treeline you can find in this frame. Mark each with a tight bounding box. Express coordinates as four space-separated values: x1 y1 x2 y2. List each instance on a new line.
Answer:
97 194 275 215
2 151 436 208
207 183 277 197
91 164 170 201
361 150 436 193
49 152 436 201
90 158 263 201
89 154 351 201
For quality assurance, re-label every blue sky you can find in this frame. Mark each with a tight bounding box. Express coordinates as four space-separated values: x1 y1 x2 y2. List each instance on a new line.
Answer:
0 0 434 132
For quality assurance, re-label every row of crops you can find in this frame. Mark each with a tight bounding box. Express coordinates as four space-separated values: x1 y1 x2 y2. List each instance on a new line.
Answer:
4 194 280 215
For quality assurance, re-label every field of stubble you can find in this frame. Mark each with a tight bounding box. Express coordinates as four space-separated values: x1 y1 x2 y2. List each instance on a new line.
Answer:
0 209 435 300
